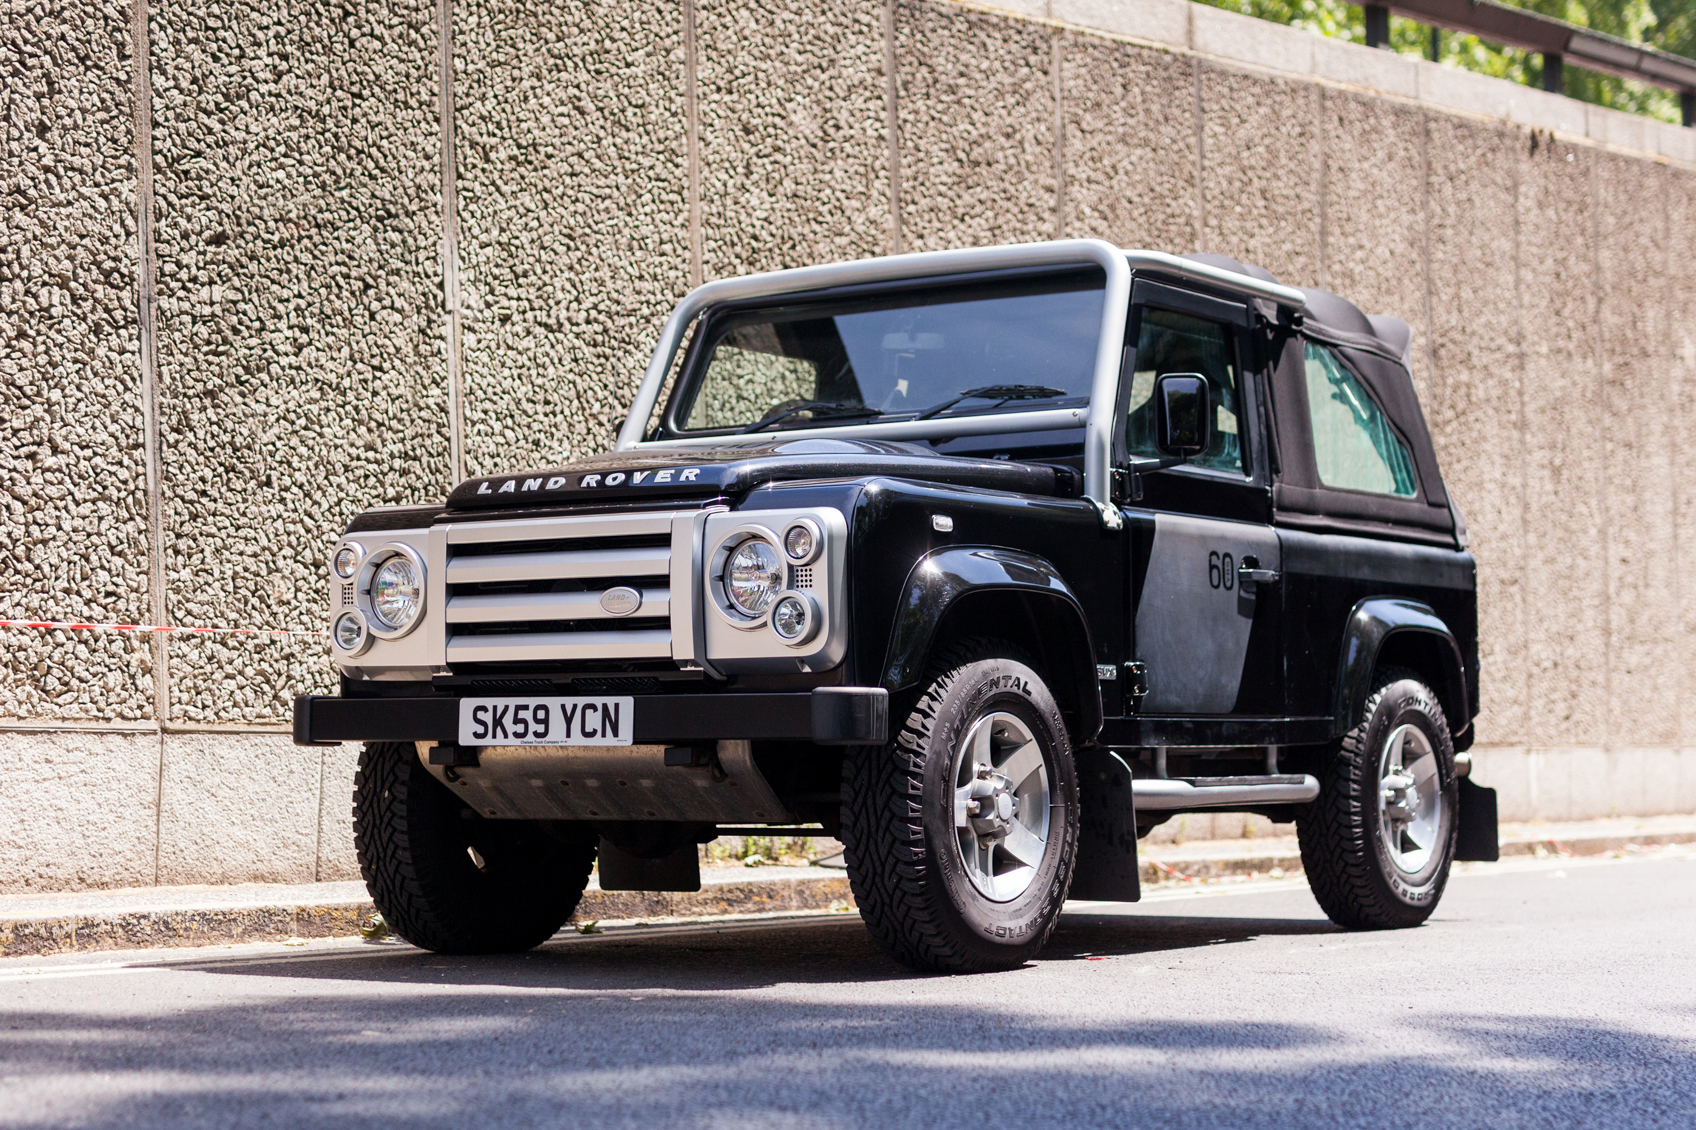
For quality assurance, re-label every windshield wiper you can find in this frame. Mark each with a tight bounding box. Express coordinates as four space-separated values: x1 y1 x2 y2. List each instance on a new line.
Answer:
914 384 1069 421
740 401 883 434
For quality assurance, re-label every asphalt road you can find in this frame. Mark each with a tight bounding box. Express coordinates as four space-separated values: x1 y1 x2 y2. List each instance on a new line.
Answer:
3 850 1693 1129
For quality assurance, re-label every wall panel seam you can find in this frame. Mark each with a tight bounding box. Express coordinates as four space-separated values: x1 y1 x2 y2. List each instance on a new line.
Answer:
1418 110 1438 396
1511 131 1530 744
1192 57 1204 250
1665 167 1683 748
439 0 465 484
1589 152 1610 752
885 0 903 254
685 0 703 286
313 746 329 883
1051 31 1064 240
129 0 168 726
1317 86 1327 288
131 0 167 885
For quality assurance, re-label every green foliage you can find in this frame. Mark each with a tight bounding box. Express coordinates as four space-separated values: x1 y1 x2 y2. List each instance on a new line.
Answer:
1196 0 1691 123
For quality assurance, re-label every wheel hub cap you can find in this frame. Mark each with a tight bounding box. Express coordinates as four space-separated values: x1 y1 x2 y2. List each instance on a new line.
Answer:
1376 724 1443 877
952 712 1051 902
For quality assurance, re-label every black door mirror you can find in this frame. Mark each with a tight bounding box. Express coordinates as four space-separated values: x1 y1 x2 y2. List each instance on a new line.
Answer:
1155 373 1210 458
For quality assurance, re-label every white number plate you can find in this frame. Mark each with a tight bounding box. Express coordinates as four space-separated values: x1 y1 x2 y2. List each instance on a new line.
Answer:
457 697 634 747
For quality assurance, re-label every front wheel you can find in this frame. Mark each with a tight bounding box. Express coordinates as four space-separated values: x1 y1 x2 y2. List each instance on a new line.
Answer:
353 741 595 953
841 641 1079 973
1297 670 1459 929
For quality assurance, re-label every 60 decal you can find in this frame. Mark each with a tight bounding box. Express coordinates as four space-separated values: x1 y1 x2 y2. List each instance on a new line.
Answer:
1207 550 1236 592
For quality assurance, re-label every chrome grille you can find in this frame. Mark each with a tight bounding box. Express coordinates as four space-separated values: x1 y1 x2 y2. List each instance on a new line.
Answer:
439 511 691 666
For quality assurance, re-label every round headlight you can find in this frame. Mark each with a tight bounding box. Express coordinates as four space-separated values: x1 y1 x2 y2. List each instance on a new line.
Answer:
724 539 783 616
370 554 422 630
333 611 367 652
332 544 362 579
770 594 811 642
782 521 818 564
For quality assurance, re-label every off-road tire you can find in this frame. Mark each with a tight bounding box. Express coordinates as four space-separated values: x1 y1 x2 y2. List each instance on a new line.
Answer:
841 639 1079 973
353 741 595 953
1297 669 1459 929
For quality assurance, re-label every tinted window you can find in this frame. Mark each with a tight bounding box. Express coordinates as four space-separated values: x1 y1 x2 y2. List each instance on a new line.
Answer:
677 276 1105 432
1125 308 1243 473
1304 343 1417 496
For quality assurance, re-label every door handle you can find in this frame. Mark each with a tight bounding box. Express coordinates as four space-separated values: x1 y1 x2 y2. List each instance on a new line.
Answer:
1238 557 1281 586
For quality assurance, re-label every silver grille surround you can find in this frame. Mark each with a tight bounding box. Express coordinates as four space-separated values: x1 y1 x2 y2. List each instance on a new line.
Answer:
437 510 701 667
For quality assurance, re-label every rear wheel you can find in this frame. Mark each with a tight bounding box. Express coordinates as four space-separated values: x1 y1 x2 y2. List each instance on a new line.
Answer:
1297 670 1458 929
841 641 1079 973
353 741 595 953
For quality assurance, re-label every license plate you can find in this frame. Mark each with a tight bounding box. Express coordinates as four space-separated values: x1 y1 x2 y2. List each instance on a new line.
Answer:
457 697 634 747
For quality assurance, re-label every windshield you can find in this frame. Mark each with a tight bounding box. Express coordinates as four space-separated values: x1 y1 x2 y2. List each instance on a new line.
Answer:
672 272 1106 433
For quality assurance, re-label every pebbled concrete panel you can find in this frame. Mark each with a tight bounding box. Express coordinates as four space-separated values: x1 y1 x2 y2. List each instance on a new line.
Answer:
894 0 1057 252
1316 93 1428 389
1516 135 1606 748
1 0 156 722
1672 171 1696 747
155 732 320 885
148 0 448 724
1197 64 1320 287
1595 155 1678 748
454 0 688 477
696 0 890 278
1058 33 1196 251
0 730 161 894
1421 116 1525 744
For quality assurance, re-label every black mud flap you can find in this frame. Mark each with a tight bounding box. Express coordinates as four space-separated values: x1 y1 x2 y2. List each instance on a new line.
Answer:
1454 777 1499 862
1068 748 1141 902
596 839 702 892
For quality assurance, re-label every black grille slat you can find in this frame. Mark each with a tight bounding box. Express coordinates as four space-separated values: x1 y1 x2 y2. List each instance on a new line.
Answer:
449 532 671 559
449 616 670 638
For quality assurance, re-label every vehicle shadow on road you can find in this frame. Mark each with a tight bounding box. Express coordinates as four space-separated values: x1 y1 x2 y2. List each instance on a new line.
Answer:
156 909 1339 991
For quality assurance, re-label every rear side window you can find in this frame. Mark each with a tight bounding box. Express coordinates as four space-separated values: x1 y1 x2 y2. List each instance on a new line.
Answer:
1304 344 1416 497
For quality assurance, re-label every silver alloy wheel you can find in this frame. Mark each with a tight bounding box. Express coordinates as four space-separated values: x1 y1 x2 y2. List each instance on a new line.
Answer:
951 711 1052 902
1376 723 1444 877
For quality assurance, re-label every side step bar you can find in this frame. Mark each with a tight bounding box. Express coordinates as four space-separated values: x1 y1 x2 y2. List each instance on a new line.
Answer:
1132 774 1320 811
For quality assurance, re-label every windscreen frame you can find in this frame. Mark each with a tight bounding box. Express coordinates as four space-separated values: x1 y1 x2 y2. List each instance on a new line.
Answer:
657 264 1109 439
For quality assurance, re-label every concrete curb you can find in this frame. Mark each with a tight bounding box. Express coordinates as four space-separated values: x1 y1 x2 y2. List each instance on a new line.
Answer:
0 874 858 960
5 827 1691 958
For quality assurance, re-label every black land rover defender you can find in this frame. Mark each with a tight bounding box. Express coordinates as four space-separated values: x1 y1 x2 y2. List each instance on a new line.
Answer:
295 239 1496 973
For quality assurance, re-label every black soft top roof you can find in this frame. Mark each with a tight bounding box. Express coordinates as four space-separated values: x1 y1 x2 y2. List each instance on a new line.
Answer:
1180 254 1454 542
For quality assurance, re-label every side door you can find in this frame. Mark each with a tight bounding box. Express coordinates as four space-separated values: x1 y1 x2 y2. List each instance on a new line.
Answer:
1117 281 1282 716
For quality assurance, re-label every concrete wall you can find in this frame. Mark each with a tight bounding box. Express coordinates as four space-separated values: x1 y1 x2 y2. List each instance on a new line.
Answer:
4 0 1695 892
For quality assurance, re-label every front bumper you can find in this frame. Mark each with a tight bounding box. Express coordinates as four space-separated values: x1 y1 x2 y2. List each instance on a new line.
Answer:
292 687 889 748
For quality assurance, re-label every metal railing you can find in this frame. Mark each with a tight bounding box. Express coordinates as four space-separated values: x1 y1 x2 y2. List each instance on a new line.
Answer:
1363 0 1696 126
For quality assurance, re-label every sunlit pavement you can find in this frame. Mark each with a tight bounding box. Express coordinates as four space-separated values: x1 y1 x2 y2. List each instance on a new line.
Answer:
3 848 1693 1129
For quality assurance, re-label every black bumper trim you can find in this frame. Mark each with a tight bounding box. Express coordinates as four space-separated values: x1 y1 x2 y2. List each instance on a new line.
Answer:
293 688 889 747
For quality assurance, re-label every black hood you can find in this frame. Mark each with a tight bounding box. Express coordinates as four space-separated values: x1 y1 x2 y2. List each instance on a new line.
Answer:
444 437 1073 510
